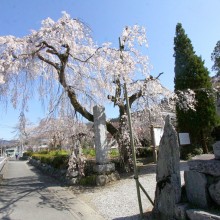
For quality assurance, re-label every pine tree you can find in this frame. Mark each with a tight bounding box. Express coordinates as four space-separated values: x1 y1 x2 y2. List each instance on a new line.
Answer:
174 23 219 154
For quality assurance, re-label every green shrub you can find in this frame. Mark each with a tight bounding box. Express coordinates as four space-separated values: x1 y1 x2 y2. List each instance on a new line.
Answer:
109 148 119 158
23 151 33 157
83 148 96 158
37 150 49 154
136 147 153 158
180 145 203 160
78 175 97 186
52 155 69 169
49 150 69 156
32 150 69 169
192 148 203 156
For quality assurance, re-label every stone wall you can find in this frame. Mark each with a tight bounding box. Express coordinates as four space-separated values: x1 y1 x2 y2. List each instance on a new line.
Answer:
172 156 220 220
183 154 220 219
152 116 220 220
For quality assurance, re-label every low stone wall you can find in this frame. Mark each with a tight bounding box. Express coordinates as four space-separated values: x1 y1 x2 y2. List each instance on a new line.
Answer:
178 154 220 220
186 155 220 208
29 158 119 186
29 158 67 184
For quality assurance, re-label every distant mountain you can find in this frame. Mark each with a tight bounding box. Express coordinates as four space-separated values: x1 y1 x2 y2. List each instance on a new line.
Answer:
0 139 19 147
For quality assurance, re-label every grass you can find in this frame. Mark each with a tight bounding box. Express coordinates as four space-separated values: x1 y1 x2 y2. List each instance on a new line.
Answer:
82 148 120 159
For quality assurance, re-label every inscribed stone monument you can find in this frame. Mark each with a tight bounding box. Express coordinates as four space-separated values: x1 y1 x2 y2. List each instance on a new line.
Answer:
93 105 109 165
93 105 115 178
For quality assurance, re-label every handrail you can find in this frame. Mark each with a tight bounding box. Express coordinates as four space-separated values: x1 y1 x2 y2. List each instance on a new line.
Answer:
0 157 7 173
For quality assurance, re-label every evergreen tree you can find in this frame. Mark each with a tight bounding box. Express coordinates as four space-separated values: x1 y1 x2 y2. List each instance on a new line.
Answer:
211 40 220 76
174 23 219 153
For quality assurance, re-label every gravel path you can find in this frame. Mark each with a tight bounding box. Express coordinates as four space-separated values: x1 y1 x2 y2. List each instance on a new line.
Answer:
70 161 189 220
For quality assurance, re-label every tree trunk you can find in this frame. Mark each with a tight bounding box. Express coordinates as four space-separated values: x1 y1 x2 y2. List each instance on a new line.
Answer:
201 130 208 154
116 113 134 173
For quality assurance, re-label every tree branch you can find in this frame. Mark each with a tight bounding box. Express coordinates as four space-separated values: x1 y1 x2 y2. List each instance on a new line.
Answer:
129 90 142 107
129 72 164 106
37 41 119 137
37 53 59 70
69 47 102 63
67 86 94 121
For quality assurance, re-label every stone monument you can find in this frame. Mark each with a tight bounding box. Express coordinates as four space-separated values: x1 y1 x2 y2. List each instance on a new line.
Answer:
93 105 117 186
153 115 181 220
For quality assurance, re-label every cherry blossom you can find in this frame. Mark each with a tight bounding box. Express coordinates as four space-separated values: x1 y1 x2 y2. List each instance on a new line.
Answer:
0 12 196 171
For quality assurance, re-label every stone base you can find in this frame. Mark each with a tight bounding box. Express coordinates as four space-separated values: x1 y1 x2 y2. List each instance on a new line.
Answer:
66 177 78 185
76 171 120 186
96 172 120 186
93 163 115 174
93 163 118 186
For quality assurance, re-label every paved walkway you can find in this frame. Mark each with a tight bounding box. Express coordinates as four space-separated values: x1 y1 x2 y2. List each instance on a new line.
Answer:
0 159 104 220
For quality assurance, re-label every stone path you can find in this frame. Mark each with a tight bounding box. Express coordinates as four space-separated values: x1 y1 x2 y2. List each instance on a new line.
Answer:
0 160 104 220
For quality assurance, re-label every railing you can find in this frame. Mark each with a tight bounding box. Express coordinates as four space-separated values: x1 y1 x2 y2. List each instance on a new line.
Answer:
0 156 7 174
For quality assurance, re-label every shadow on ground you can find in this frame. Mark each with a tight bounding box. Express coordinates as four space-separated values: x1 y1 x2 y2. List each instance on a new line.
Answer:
0 161 68 219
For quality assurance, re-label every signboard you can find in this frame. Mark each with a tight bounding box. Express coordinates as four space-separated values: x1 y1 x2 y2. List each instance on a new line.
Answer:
154 127 164 146
178 133 190 145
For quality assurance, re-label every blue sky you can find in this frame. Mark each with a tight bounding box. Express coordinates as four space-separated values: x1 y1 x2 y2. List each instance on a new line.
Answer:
0 0 220 140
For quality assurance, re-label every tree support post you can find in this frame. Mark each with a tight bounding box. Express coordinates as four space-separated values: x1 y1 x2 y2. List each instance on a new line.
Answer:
124 82 144 218
150 125 157 163
119 36 154 219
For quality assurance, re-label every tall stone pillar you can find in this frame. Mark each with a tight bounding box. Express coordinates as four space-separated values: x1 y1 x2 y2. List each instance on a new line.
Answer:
93 105 109 164
93 105 116 185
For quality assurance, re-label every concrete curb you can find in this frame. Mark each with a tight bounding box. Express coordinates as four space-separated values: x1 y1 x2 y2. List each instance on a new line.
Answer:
0 157 8 181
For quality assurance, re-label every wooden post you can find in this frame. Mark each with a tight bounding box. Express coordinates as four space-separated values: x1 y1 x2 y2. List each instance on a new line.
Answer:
150 125 157 163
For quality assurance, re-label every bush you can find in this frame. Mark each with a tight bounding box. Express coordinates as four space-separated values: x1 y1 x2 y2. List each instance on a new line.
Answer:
52 155 69 169
37 150 49 154
136 147 153 158
192 147 203 156
78 175 97 186
31 150 69 169
23 151 33 157
109 148 119 158
83 148 96 158
180 145 203 160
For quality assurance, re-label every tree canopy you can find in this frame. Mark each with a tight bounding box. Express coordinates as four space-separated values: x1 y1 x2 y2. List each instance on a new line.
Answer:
0 12 176 129
0 13 196 170
212 40 220 76
174 23 219 153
